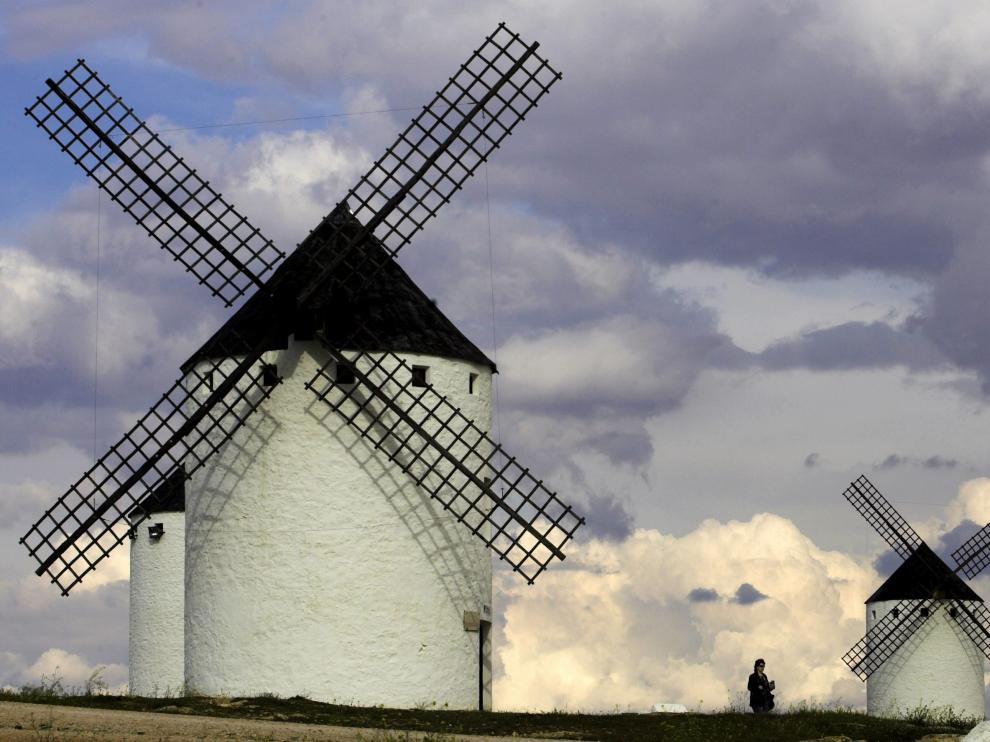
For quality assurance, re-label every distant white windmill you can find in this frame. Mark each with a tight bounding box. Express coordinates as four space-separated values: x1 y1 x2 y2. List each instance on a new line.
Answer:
20 24 584 709
841 475 990 719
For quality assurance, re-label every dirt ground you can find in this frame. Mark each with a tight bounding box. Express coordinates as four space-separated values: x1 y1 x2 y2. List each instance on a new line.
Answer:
0 701 560 741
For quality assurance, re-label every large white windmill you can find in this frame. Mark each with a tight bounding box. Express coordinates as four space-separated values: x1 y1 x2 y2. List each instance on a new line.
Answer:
841 475 990 719
20 24 584 710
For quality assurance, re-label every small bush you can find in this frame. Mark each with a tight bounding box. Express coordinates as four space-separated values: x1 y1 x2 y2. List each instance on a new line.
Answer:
19 669 66 700
902 701 980 728
84 666 108 696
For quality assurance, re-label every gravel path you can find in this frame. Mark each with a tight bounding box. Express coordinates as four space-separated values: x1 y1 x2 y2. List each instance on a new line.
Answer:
0 701 562 741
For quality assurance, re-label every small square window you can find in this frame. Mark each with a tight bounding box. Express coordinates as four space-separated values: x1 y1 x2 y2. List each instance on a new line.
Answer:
920 607 929 618
949 607 958 618
261 363 279 387
469 372 478 394
890 608 899 618
335 362 356 385
411 365 428 387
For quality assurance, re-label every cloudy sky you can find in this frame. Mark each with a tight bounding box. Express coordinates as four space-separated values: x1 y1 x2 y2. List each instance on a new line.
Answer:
4 0 990 712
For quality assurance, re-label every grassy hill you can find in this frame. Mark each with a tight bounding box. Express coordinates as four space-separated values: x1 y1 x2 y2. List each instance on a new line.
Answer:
0 687 980 741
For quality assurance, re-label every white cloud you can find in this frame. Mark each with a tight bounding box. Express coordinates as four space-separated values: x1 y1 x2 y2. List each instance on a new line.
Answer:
655 262 926 353
0 245 183 381
0 247 89 370
22 648 126 693
495 512 874 712
155 119 373 247
944 479 990 529
810 2 990 106
499 315 705 415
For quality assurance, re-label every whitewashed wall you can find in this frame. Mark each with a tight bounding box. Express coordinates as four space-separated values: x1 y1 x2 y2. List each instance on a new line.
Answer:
184 339 493 708
129 510 185 697
866 599 985 720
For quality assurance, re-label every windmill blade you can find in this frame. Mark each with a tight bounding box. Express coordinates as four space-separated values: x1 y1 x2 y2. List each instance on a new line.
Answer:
305 339 584 584
843 475 923 559
948 599 990 660
951 522 990 579
19 338 281 595
842 597 941 680
297 22 561 306
25 59 284 306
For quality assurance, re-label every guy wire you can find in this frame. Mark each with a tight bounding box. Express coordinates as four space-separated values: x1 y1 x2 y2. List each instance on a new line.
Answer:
484 159 502 451
93 143 102 463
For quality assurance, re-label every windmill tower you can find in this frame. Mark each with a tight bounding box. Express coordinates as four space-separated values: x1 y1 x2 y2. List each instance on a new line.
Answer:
841 475 990 719
20 24 584 709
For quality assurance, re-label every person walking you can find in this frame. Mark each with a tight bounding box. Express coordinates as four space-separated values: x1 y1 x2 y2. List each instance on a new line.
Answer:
747 658 775 713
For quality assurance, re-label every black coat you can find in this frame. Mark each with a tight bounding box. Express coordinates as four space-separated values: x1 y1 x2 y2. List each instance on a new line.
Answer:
748 671 773 709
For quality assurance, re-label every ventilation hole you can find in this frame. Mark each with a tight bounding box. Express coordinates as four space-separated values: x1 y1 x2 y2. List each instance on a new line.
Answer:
871 610 876 620
261 363 279 387
335 362 356 385
920 607 929 618
411 365 428 387
469 372 478 394
148 522 164 540
891 608 899 618
949 607 958 618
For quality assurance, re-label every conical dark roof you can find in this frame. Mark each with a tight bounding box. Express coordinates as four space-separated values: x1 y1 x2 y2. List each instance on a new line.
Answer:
181 207 494 373
866 542 982 603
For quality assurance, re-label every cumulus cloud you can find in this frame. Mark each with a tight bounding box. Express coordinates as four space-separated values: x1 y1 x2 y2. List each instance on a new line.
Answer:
2 648 127 693
496 512 876 712
942 479 990 532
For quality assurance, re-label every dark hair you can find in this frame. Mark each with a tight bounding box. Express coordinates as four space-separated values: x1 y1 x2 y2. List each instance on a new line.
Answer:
754 658 765 669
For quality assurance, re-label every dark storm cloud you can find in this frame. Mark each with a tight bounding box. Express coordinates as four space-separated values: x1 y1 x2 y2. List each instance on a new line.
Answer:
873 453 958 471
757 322 947 373
4 2 974 277
878 454 905 471
922 249 990 392
873 549 901 579
0 400 94 455
6 4 990 469
936 520 982 563
687 587 719 603
9 0 990 475
584 431 654 468
581 492 634 542
733 583 768 605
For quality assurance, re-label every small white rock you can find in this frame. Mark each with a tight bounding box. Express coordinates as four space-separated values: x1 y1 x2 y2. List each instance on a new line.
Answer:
964 721 990 741
651 703 688 714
